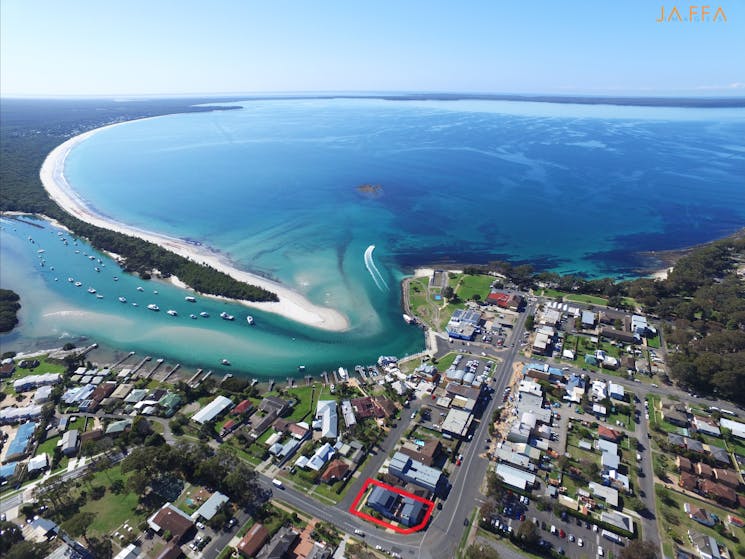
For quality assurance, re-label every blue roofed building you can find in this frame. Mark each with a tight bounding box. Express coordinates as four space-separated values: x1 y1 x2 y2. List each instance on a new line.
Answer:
0 461 19 480
5 421 37 461
192 491 229 522
565 374 586 403
446 309 482 341
400 497 425 527
389 451 446 494
367 486 398 518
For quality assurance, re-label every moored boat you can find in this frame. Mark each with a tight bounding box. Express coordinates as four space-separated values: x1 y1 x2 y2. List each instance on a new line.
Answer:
221 359 231 366
246 316 255 325
220 311 235 321
185 296 196 302
118 296 127 303
87 287 96 294
147 304 160 311
189 314 197 319
199 311 209 318
167 309 178 316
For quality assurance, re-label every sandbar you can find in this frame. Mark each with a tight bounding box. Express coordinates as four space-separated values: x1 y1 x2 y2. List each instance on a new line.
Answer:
39 120 350 331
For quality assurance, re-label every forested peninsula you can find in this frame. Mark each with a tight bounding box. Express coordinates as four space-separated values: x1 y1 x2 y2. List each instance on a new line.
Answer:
0 98 277 303
0 289 21 333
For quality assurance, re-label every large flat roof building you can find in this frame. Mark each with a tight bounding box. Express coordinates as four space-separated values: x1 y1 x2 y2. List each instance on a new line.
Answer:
495 463 536 490
441 409 472 439
389 451 446 494
192 395 233 424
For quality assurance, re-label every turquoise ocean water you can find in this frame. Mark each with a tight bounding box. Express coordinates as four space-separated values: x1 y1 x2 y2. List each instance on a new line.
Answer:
2 99 744 375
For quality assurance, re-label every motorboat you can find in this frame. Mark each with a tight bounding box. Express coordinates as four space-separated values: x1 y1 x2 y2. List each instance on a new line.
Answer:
199 311 209 318
167 310 178 316
189 314 197 319
220 311 235 321
221 359 231 366
118 297 127 303
246 316 255 325
185 296 196 302
87 287 96 294
147 304 160 311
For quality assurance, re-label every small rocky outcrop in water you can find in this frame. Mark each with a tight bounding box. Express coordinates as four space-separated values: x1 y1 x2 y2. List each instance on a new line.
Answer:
356 183 383 197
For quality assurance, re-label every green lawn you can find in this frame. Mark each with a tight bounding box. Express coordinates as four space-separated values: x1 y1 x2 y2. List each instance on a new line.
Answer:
76 464 146 538
36 435 60 456
646 335 661 349
436 352 461 371
455 274 494 301
539 289 608 306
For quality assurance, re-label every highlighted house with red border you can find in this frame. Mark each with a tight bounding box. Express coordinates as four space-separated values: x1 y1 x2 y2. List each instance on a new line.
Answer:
349 478 435 534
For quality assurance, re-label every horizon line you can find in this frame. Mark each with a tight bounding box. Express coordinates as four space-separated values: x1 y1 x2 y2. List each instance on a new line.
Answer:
3 89 745 100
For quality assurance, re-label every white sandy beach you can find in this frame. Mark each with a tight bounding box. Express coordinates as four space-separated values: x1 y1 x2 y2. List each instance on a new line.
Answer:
39 122 350 331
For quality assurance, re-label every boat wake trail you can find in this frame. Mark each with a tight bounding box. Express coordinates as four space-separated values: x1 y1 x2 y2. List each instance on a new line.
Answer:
364 244 389 292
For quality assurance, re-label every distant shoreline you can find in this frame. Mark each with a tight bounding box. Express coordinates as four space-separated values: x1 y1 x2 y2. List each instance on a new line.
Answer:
38 120 350 332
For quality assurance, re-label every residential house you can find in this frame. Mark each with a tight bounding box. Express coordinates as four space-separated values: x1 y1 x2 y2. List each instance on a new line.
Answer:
693 417 721 437
60 429 80 457
307 442 335 471
399 439 443 467
688 530 725 559
700 480 737 507
400 498 425 527
713 469 741 489
314 400 338 440
679 472 699 492
662 405 688 428
192 395 233 424
676 456 693 473
367 486 398 518
147 503 195 543
192 492 229 522
320 459 349 484
684 503 717 527
695 463 714 479
237 523 269 558
720 418 745 440
598 426 622 443
256 526 298 559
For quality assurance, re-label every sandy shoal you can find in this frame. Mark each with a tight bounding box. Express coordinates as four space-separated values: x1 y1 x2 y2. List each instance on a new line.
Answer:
39 121 349 331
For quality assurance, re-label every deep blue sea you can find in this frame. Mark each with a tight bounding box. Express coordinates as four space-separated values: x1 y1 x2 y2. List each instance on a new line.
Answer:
2 98 744 375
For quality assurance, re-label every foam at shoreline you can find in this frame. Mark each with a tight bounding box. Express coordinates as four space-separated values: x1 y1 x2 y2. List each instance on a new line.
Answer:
39 121 350 331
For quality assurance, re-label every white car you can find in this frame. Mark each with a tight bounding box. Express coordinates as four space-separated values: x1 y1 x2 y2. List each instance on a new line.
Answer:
578 538 584 547
375 545 383 551
598 546 604 556
354 529 364 536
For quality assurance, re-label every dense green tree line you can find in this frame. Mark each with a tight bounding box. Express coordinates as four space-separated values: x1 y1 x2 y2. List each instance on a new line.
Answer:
1 98 277 303
0 289 21 332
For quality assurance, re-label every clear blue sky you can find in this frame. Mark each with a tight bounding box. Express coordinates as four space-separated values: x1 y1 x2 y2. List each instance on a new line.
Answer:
2 0 744 97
